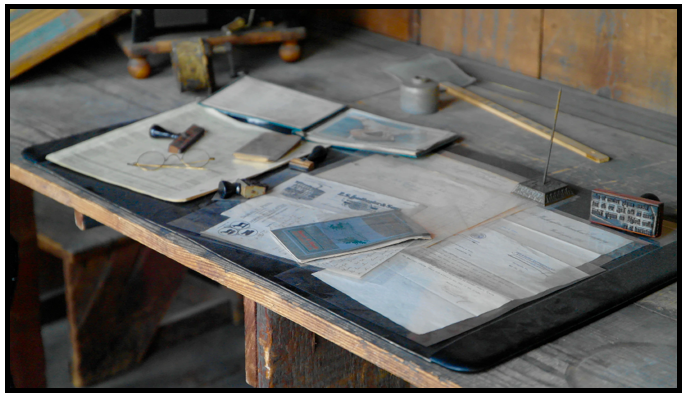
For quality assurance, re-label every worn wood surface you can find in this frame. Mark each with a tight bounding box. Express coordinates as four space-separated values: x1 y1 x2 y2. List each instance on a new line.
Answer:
244 298 259 387
540 9 678 116
9 180 47 388
343 9 677 115
251 302 409 388
421 9 543 78
9 28 678 388
10 9 130 80
43 319 250 388
316 20 677 147
315 9 415 42
441 82 610 163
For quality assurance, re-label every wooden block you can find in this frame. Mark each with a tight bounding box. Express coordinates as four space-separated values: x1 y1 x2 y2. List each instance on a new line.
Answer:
237 179 267 199
540 9 678 116
234 133 302 163
74 210 102 231
170 38 214 93
169 124 205 154
288 157 315 172
249 301 410 388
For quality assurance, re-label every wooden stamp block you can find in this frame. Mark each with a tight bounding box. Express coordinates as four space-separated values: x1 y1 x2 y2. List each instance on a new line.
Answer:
237 179 267 199
169 124 205 154
590 189 664 238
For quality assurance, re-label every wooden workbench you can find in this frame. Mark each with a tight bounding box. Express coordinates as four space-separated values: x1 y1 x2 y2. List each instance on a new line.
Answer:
9 23 678 388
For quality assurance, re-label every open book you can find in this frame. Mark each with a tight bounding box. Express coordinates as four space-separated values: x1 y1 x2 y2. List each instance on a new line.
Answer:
200 76 345 133
305 108 459 157
201 77 459 158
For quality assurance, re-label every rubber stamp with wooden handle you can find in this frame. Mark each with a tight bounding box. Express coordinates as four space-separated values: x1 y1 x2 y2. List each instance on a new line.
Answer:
149 124 205 153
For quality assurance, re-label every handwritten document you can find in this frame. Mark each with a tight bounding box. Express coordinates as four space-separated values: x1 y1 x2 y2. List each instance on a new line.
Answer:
316 204 633 335
46 103 317 202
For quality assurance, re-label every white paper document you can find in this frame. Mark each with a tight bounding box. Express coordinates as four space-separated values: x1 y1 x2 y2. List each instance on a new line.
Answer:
310 242 412 278
270 174 424 217
503 207 633 256
318 154 534 243
202 175 422 276
315 205 633 335
316 261 478 335
202 195 335 261
46 103 317 202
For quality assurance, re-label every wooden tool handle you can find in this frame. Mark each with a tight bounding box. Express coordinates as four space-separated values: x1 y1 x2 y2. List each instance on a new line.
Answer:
168 124 205 154
441 83 610 164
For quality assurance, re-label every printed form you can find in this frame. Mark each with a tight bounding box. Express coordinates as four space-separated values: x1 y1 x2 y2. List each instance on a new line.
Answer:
202 174 422 277
315 206 634 335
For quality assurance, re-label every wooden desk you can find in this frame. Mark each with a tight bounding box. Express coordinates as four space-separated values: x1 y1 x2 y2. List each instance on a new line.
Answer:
9 25 677 388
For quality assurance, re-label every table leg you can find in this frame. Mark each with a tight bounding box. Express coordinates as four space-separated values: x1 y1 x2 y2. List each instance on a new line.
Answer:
9 180 47 388
65 243 186 387
244 298 409 388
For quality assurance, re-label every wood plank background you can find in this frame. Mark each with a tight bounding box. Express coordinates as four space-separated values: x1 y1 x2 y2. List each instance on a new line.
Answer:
317 9 677 116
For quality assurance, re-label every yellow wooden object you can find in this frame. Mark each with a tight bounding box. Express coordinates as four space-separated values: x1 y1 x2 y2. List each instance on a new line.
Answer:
441 82 611 163
10 9 130 80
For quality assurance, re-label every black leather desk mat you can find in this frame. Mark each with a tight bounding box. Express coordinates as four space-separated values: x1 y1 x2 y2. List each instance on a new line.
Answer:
23 122 678 373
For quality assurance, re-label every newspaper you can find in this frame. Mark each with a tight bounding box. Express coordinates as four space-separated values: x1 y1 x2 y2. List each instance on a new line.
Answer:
46 103 317 202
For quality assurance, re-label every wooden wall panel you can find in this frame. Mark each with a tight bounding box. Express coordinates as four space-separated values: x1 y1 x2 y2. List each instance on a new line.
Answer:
420 9 464 55
317 9 677 114
540 9 678 116
315 9 415 41
421 9 543 78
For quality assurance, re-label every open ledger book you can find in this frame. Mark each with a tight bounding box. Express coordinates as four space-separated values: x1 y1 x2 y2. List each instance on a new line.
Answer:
201 76 459 157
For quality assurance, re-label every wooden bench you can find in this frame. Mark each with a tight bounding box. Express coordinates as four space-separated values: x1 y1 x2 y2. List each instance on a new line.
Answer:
32 192 242 387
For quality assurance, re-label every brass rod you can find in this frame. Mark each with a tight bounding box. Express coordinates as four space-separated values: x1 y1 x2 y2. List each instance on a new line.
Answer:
543 89 563 184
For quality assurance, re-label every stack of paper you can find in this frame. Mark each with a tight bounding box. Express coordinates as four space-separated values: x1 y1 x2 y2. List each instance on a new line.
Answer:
201 174 423 278
271 210 431 263
314 206 635 336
